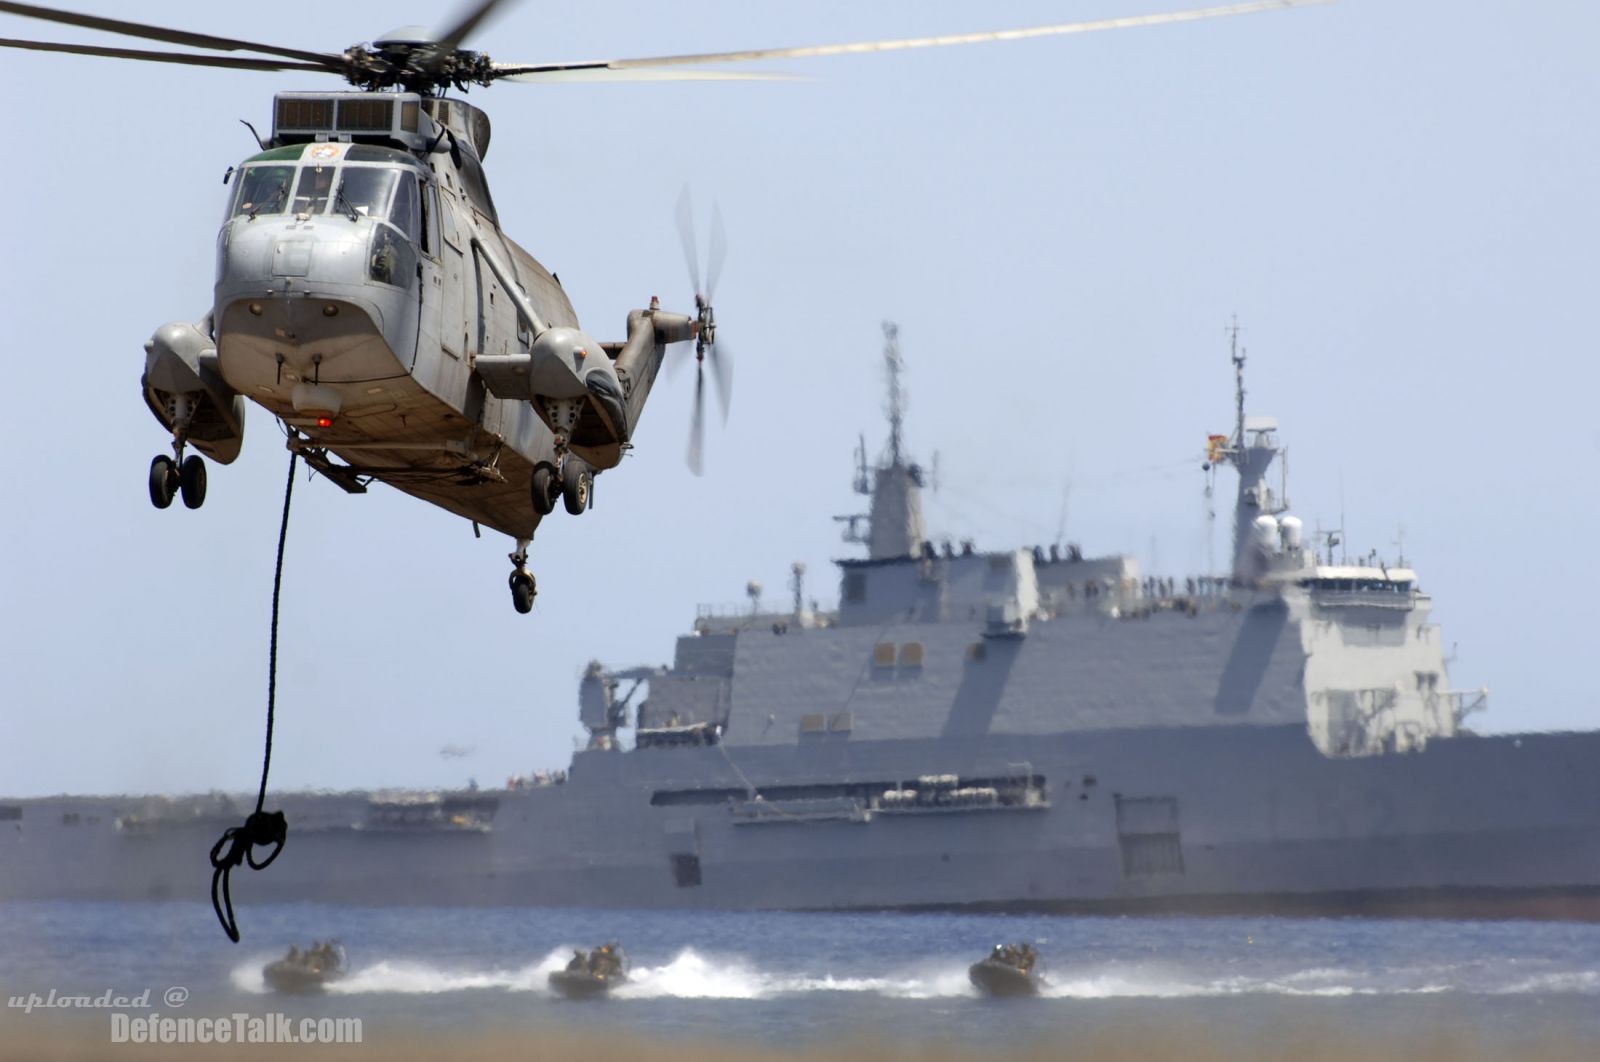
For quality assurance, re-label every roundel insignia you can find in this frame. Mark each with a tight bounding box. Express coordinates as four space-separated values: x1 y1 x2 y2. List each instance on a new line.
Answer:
307 144 342 161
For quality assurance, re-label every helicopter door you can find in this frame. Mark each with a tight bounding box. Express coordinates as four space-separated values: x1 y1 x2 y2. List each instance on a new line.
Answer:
416 180 445 375
435 183 469 363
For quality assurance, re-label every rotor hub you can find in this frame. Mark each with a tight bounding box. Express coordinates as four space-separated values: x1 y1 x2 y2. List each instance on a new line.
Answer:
341 43 497 94
695 295 716 359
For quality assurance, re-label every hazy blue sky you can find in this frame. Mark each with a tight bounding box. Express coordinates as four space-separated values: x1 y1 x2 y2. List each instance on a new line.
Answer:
2 0 1596 797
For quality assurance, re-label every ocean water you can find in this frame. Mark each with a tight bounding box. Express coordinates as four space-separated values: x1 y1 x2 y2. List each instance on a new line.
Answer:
5 901 1600 1053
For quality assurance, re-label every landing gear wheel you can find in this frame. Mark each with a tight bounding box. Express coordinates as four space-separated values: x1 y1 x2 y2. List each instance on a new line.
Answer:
561 461 592 516
530 465 558 517
179 454 207 510
509 571 537 614
149 455 178 509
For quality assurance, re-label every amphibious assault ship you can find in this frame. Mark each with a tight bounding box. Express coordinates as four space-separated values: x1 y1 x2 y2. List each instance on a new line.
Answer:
6 327 1599 918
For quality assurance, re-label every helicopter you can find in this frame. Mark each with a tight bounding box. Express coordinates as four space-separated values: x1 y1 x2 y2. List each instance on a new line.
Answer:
0 0 1316 615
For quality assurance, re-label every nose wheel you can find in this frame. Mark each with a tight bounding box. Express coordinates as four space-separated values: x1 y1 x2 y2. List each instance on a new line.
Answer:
508 539 537 614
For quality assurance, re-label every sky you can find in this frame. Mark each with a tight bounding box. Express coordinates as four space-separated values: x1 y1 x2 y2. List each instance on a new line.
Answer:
1 0 1596 797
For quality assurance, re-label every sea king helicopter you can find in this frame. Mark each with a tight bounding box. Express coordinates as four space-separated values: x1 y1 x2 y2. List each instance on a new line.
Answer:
0 0 1315 613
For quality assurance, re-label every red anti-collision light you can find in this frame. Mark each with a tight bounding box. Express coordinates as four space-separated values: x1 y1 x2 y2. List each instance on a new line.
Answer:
316 417 333 428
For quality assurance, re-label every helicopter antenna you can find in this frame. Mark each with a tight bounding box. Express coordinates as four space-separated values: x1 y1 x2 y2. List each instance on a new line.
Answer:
239 119 266 150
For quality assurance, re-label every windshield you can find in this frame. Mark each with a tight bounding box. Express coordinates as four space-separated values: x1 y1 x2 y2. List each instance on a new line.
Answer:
335 167 398 218
229 165 294 218
291 166 336 216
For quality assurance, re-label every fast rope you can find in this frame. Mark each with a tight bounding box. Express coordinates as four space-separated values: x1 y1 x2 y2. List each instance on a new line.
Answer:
209 450 297 942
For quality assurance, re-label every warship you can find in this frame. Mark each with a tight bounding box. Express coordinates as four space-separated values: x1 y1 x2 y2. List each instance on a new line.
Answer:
5 326 1599 919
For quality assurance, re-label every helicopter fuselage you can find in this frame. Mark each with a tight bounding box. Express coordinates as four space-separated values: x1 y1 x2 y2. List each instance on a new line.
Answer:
142 93 691 572
214 138 576 539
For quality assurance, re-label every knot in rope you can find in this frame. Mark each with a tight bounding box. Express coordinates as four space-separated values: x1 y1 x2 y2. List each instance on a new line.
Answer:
209 809 287 942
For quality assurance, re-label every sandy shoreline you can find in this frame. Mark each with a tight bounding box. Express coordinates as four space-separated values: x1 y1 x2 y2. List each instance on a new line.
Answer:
4 1017 1599 1062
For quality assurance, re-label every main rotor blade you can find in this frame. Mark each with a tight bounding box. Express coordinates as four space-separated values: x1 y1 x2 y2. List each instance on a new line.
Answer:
495 66 792 83
0 1 343 67
676 187 701 298
0 36 331 72
437 0 511 51
706 203 727 304
687 369 706 477
491 0 1325 77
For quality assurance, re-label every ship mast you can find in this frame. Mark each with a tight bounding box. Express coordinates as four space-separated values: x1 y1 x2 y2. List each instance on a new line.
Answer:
1230 316 1246 452
1216 318 1286 583
885 322 906 469
833 323 928 560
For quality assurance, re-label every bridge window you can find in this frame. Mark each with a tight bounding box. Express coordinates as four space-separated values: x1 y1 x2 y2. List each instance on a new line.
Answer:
1303 577 1413 593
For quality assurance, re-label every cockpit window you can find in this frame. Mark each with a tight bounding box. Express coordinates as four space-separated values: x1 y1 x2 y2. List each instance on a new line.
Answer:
291 166 336 216
230 165 294 218
389 175 420 243
369 224 417 289
335 167 397 218
369 174 420 289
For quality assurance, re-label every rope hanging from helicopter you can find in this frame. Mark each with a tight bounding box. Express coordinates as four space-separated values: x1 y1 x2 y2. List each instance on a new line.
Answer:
208 449 299 943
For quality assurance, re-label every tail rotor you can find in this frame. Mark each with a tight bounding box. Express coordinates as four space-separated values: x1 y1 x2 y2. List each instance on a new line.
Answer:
676 187 732 474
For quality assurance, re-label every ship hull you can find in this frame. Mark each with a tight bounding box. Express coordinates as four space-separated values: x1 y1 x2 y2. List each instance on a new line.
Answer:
5 727 1600 920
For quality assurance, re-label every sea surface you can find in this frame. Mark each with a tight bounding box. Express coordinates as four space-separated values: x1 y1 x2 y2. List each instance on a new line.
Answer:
5 901 1600 1055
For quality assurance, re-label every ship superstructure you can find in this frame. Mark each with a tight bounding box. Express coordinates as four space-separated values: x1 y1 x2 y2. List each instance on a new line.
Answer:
613 322 1478 763
4 325 1596 919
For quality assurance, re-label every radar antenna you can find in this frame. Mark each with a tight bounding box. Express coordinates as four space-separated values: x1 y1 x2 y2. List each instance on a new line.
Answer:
790 562 807 619
1228 314 1246 451
882 321 906 469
